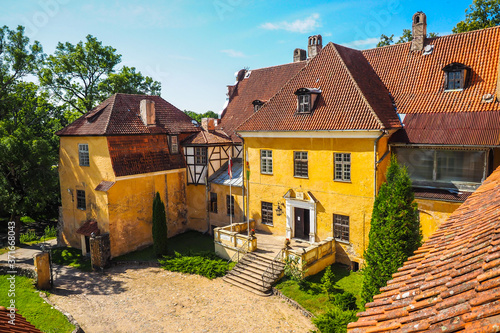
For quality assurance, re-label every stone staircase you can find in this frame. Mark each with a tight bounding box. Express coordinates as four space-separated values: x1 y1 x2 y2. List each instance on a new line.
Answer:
223 252 285 296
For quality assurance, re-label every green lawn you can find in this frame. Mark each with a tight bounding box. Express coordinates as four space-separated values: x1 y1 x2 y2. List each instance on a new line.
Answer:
275 264 363 316
0 275 75 333
51 247 92 271
113 230 215 262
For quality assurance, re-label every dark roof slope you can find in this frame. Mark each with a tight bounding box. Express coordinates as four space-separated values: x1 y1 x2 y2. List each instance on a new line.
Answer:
348 165 500 332
363 26 500 114
237 43 401 132
182 129 232 145
56 93 197 136
218 61 306 142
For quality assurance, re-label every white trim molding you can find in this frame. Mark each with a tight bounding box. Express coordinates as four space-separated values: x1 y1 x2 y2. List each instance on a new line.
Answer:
115 168 185 181
284 190 317 243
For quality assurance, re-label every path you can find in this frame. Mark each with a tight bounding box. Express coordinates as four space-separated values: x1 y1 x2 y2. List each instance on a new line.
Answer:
0 239 57 267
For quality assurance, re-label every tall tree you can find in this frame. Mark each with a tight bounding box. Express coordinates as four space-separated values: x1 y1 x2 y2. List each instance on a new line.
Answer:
376 34 394 47
38 35 161 117
183 110 219 124
362 157 421 303
453 0 500 33
376 31 439 47
152 192 168 257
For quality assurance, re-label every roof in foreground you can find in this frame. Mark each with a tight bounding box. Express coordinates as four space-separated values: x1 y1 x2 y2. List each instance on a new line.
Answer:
348 165 500 332
218 61 306 142
363 26 500 115
56 93 197 136
237 42 401 132
0 306 42 333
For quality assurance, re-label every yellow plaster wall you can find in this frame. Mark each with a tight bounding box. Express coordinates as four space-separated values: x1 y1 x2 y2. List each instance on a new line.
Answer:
245 136 378 265
416 199 462 241
107 170 188 258
186 184 210 232
208 184 244 228
58 136 115 249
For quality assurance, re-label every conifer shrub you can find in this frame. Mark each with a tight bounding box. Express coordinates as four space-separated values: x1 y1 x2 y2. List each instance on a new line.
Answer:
312 307 358 333
321 265 336 300
333 292 357 311
152 192 168 257
362 157 421 304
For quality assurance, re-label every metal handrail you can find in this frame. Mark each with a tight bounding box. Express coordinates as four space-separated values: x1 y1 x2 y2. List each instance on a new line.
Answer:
261 248 284 288
229 238 250 263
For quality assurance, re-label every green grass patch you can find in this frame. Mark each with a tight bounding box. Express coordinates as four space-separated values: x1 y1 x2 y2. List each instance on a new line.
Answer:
0 275 74 332
0 246 17 255
51 247 92 271
113 230 215 262
160 251 235 279
20 216 36 224
22 236 56 246
275 264 363 316
20 230 38 243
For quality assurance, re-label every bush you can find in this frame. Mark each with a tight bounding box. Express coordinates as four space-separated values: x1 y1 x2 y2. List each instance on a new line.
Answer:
333 292 357 311
51 247 92 271
20 216 36 224
159 251 234 279
44 225 57 238
20 229 38 243
284 255 307 288
312 307 358 333
321 265 336 300
362 157 421 304
152 192 168 257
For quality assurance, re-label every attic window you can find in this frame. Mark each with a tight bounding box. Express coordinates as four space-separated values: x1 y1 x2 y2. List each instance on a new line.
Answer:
294 88 321 114
252 100 265 112
443 63 470 91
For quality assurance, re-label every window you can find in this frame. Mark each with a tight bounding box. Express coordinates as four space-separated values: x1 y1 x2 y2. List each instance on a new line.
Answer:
294 151 308 178
78 144 89 166
170 136 179 154
226 195 235 216
443 62 469 91
210 192 217 213
297 94 311 113
334 153 351 181
76 190 86 210
396 148 486 190
261 201 273 225
195 147 207 164
334 214 349 242
261 150 273 174
253 100 264 112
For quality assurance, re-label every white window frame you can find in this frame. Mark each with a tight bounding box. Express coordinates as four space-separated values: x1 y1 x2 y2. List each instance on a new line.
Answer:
298 94 311 113
334 153 351 181
260 150 273 174
170 136 179 154
294 151 308 178
78 144 89 167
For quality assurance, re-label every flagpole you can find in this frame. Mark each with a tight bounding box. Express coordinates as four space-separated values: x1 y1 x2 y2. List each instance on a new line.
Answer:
229 152 233 232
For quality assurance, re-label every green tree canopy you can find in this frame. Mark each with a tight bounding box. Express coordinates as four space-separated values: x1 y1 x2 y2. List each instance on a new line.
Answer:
38 34 161 117
453 0 500 33
362 157 422 304
183 110 219 124
376 30 438 47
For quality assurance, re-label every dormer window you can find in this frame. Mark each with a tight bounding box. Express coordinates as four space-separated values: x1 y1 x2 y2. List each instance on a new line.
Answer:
294 88 321 114
443 63 470 91
252 100 265 112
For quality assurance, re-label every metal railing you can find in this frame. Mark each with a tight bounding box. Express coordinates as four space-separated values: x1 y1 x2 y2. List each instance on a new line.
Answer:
262 248 284 288
229 238 250 263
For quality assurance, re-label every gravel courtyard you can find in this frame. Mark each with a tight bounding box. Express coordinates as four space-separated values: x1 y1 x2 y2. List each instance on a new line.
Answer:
49 264 315 333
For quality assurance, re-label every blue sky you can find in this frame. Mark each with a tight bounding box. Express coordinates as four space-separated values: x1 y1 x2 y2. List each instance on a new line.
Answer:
2 0 472 114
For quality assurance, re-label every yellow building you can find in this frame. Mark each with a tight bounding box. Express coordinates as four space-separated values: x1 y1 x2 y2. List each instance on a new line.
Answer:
237 39 402 267
56 94 198 258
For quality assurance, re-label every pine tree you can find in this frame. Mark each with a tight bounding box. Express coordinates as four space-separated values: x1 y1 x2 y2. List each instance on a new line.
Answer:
362 157 421 304
152 192 168 257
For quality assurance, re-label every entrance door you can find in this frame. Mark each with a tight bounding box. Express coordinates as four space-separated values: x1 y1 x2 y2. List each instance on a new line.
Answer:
294 208 310 240
84 236 91 256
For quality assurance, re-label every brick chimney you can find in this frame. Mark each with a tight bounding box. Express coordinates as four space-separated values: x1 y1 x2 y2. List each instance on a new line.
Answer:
201 118 215 132
411 12 427 51
140 99 155 126
308 35 322 58
294 48 306 62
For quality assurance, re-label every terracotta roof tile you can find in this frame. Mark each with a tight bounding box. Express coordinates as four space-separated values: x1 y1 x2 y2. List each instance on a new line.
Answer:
0 306 42 332
348 165 500 332
218 62 306 142
182 129 232 145
413 188 472 202
95 180 115 192
363 26 500 115
237 43 401 133
56 93 197 136
76 219 100 237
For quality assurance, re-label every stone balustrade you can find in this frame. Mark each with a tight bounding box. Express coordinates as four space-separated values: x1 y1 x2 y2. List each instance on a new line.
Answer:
284 237 336 277
214 220 257 261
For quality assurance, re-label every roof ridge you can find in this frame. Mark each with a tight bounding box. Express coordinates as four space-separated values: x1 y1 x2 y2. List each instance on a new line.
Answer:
250 60 307 72
332 43 385 129
104 94 119 134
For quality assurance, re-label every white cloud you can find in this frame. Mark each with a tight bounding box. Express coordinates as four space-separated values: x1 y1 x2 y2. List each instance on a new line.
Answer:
260 13 321 33
341 37 379 49
220 49 246 58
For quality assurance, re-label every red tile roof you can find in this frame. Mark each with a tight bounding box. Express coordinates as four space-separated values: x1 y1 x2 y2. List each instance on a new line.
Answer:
107 134 187 177
218 61 306 142
363 26 500 115
237 43 401 132
182 129 232 145
0 306 42 332
391 111 500 146
76 220 100 237
95 181 115 192
348 165 500 332
413 188 473 203
56 93 198 136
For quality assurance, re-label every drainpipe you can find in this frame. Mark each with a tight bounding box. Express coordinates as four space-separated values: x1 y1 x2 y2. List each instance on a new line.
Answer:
373 130 389 198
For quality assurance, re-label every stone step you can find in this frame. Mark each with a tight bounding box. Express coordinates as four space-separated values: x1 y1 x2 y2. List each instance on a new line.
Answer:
223 273 271 293
222 276 271 297
247 253 286 268
229 267 275 286
232 263 280 280
240 260 284 276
